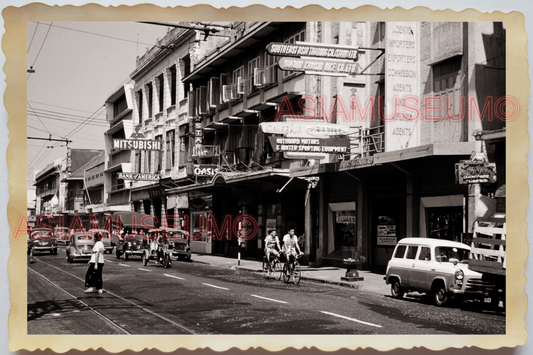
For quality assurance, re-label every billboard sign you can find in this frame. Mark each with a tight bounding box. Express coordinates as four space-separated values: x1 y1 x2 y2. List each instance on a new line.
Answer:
113 139 162 151
268 136 350 154
278 57 359 76
117 172 160 181
266 42 358 60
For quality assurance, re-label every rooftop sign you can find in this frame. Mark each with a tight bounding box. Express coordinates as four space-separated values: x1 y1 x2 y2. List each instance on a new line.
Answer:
266 42 358 60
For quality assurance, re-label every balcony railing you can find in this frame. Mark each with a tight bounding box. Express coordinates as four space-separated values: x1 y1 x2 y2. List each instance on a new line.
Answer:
361 126 385 156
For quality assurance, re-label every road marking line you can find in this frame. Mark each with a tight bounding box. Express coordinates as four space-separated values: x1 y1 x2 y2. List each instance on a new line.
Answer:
105 260 113 262
320 311 382 328
118 263 130 267
202 283 229 290
250 294 288 304
138 268 151 272
164 274 185 280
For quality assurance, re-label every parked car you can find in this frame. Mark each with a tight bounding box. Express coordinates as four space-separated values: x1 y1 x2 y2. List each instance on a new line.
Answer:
54 227 70 245
66 232 95 263
27 228 58 255
384 238 496 307
161 228 192 262
115 231 150 260
87 229 114 254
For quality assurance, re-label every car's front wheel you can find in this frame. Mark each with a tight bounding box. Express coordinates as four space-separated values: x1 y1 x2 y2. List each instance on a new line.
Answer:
390 279 404 299
433 283 448 307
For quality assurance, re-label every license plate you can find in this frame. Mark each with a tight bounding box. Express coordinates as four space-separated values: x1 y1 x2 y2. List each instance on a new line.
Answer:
82 250 91 254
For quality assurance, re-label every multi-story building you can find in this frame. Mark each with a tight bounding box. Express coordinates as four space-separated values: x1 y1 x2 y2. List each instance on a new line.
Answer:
103 21 506 268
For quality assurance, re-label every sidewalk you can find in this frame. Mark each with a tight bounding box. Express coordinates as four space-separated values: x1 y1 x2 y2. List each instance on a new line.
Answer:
190 253 390 296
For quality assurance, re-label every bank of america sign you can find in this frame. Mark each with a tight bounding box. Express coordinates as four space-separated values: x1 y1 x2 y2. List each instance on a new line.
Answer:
117 172 161 181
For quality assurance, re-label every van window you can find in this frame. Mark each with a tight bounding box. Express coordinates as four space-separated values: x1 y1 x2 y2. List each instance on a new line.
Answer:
418 246 431 260
406 245 418 259
394 245 406 258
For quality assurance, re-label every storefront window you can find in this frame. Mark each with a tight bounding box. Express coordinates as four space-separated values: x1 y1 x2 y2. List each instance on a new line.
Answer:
335 210 356 248
427 206 463 242
191 211 211 242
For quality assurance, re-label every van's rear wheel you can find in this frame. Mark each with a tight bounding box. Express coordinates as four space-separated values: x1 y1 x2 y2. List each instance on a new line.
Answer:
390 280 404 299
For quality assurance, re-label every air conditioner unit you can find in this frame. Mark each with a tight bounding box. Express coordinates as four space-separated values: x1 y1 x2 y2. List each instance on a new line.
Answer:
264 65 277 85
222 85 231 102
237 77 246 95
231 83 238 99
253 68 264 87
209 77 220 107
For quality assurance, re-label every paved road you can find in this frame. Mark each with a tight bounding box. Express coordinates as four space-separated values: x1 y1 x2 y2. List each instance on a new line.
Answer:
27 251 505 335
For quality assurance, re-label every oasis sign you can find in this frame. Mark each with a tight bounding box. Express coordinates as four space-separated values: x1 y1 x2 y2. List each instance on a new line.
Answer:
193 164 219 177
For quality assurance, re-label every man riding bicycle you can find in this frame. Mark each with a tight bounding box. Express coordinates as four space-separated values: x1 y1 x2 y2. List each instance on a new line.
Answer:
264 229 281 265
283 228 303 274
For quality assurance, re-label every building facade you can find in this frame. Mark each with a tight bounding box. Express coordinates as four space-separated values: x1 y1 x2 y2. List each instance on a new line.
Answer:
101 21 506 268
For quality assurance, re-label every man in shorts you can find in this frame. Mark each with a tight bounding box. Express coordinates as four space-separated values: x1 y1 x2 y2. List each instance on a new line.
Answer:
283 228 303 272
264 229 281 264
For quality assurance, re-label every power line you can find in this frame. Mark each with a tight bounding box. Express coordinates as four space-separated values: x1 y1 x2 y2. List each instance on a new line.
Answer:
47 23 166 48
27 22 40 54
28 21 53 80
27 101 52 135
27 100 107 115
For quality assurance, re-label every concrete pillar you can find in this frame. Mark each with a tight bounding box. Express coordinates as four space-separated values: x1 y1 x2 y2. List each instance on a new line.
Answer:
149 199 155 216
161 198 167 228
139 199 145 214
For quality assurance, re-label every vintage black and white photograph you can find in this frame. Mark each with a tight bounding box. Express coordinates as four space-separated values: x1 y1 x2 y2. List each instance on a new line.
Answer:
12 7 527 352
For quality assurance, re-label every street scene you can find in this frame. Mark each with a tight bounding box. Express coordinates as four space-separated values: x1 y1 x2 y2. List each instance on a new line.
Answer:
27 21 507 335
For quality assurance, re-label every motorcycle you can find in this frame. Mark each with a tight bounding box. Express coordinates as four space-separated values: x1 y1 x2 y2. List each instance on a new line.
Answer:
142 240 172 268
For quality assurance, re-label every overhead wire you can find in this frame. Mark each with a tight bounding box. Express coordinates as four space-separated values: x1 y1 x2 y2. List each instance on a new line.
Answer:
27 21 53 81
27 22 40 54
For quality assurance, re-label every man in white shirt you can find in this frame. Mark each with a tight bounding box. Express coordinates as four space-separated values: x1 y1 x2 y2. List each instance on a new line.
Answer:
283 228 303 273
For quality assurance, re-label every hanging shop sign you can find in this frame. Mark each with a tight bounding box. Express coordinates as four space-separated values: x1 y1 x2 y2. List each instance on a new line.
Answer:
191 118 204 157
338 156 375 171
259 121 353 138
117 172 160 181
113 139 162 151
455 154 497 185
384 22 420 152
266 42 358 60
193 164 219 177
189 198 207 210
268 136 350 154
278 57 359 76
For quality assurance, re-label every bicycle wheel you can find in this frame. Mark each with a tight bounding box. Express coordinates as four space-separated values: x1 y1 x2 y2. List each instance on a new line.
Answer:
282 264 290 283
274 260 283 281
262 259 269 279
293 263 301 285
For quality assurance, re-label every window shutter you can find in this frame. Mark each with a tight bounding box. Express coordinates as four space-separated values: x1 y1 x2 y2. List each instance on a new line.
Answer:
187 90 196 117
209 77 220 107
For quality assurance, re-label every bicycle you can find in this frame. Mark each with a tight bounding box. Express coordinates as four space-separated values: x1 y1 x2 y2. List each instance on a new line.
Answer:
262 252 282 280
283 253 303 285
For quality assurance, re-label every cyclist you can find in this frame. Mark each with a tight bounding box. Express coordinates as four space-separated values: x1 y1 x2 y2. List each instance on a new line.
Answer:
264 229 281 266
282 228 303 274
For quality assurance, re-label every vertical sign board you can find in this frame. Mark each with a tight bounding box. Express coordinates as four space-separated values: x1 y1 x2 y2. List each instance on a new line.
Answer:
384 22 420 152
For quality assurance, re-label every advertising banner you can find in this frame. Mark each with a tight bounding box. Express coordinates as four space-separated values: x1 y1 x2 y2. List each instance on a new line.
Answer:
266 42 358 60
268 136 350 154
384 22 420 152
113 139 162 151
117 172 160 181
278 57 359 76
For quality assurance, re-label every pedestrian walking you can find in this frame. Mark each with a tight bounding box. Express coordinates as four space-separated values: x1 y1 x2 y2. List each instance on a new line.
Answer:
84 232 105 294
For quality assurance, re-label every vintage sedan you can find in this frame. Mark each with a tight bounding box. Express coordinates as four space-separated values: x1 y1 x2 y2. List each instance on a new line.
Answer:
162 228 192 262
385 238 495 307
66 232 95 263
28 228 58 255
115 232 149 260
87 229 114 254
54 227 70 245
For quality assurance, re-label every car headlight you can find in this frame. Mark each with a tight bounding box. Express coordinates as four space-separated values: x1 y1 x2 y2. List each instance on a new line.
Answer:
128 242 132 247
455 269 464 286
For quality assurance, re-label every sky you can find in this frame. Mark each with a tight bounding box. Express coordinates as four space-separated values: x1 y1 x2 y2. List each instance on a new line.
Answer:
26 21 171 187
